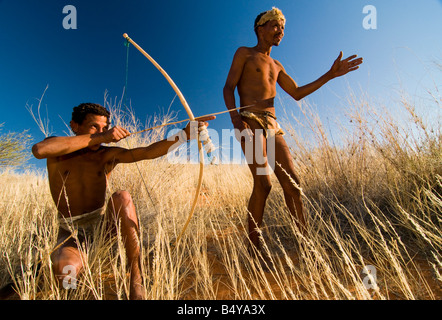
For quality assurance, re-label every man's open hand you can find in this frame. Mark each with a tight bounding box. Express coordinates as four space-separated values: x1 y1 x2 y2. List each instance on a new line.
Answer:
232 119 253 144
329 51 363 78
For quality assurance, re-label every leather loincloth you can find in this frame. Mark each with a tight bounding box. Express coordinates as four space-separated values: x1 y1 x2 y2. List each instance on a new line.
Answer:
240 110 285 138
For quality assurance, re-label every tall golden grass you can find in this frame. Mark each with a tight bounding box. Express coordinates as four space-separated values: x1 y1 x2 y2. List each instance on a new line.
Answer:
0 86 440 300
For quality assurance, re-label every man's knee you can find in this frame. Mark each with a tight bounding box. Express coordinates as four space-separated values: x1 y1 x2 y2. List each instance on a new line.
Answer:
51 251 83 284
280 178 302 199
277 165 302 196
254 175 272 195
111 190 133 206
110 190 137 222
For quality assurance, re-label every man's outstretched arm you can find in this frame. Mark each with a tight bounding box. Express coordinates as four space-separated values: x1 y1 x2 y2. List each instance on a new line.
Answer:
111 116 215 164
277 51 363 101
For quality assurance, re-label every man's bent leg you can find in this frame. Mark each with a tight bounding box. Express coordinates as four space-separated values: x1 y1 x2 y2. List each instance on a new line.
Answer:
107 190 145 300
51 229 85 290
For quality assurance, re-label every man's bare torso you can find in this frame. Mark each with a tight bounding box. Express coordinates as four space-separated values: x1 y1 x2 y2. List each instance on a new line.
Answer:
237 46 283 113
47 146 118 217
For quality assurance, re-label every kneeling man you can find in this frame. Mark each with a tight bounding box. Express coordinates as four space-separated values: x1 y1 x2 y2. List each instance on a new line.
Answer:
32 102 214 299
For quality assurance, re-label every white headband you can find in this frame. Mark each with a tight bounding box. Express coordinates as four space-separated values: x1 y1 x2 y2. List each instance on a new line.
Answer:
255 7 286 28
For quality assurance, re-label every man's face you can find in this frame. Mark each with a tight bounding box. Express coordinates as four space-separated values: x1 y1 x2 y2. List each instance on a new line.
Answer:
70 113 110 149
260 19 285 46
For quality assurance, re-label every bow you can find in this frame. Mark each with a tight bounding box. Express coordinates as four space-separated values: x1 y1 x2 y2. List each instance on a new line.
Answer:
123 33 204 245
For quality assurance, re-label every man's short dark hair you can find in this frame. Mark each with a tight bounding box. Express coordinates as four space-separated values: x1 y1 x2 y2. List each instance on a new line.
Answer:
71 103 110 125
254 11 267 36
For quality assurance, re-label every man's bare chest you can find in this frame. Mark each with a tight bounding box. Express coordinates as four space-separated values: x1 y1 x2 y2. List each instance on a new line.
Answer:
243 54 280 82
51 149 111 181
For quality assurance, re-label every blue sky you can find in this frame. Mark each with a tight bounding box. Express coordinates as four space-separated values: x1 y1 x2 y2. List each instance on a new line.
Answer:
0 0 441 169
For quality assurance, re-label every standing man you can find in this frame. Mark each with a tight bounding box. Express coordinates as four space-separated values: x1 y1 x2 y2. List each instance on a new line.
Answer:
223 8 363 253
32 102 214 299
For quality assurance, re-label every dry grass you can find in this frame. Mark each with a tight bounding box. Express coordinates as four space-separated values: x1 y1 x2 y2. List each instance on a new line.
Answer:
0 86 440 300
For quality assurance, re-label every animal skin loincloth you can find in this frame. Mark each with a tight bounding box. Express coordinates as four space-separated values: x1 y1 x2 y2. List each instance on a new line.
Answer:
56 207 105 245
240 110 285 138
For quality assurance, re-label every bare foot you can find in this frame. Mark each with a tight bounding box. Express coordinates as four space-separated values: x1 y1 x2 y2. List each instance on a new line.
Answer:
248 245 274 272
129 283 145 300
129 271 145 300
257 251 274 272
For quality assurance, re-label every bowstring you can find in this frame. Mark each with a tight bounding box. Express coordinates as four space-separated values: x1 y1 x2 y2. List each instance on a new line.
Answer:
122 38 159 217
121 39 158 284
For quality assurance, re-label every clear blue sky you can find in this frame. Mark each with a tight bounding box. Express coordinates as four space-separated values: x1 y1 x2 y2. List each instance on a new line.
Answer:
1 0 441 169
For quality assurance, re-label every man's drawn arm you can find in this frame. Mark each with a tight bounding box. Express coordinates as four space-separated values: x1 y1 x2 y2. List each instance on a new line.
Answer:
32 126 130 159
